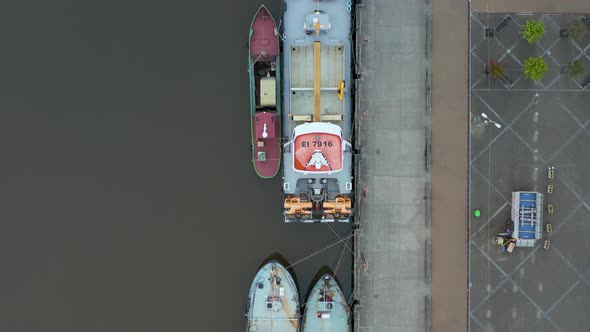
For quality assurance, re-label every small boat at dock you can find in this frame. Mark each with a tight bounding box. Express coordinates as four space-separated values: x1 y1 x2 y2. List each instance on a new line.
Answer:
245 260 300 332
302 273 350 332
248 5 281 178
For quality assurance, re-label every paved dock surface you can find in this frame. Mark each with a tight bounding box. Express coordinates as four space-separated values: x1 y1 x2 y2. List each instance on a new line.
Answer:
354 1 590 331
354 0 431 331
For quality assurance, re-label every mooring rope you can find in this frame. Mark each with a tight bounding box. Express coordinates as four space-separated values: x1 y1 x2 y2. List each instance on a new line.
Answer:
285 233 355 269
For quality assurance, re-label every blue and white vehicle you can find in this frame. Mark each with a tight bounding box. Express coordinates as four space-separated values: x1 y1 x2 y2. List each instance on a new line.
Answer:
510 191 544 247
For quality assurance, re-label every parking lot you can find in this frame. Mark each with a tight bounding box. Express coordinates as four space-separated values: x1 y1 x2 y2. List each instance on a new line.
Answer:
469 13 590 332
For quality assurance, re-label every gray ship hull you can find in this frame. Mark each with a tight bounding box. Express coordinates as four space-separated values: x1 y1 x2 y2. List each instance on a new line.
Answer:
245 261 300 331
302 274 350 331
281 0 354 223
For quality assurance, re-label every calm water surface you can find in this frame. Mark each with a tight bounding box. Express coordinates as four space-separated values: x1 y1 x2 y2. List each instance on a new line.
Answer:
0 1 352 331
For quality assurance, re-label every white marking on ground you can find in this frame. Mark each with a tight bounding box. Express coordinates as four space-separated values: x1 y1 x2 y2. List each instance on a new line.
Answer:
486 309 492 319
512 306 517 319
538 282 543 293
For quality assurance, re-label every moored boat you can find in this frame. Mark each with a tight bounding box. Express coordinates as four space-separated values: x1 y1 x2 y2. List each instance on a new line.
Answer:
281 0 354 222
302 273 350 332
249 5 281 178
245 260 300 332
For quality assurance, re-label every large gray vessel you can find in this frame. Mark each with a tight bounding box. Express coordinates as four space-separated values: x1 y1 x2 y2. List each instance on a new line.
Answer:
281 0 354 223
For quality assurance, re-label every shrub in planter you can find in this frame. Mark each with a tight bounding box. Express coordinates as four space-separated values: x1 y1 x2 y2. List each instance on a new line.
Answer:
523 56 549 81
521 19 545 44
568 60 584 77
567 20 588 42
487 60 505 78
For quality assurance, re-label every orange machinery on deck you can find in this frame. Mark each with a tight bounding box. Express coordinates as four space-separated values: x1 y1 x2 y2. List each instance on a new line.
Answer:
284 196 352 220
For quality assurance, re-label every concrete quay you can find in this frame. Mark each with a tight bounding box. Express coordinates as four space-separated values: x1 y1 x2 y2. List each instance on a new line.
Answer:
353 0 432 331
353 0 590 331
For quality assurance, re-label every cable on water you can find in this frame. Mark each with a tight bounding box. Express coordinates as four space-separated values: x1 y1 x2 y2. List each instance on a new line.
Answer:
285 233 355 269
333 225 355 277
347 288 356 309
287 234 347 264
289 225 354 308
329 222 355 274
327 223 354 254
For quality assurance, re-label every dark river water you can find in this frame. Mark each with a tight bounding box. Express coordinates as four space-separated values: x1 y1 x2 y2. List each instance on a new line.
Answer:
0 1 352 331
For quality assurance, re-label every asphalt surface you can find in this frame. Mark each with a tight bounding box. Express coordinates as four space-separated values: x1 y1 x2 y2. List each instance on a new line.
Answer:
469 11 590 332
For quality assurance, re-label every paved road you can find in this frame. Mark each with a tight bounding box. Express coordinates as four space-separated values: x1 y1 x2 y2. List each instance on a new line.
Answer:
431 0 469 331
468 2 590 331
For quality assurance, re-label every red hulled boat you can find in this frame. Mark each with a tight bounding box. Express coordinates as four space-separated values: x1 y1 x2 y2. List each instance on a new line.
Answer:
248 5 281 178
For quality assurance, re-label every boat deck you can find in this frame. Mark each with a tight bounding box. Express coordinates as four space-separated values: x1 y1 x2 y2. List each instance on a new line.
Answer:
250 5 278 59
252 112 280 178
282 0 352 139
289 43 345 126
302 274 350 332
246 262 300 332
291 44 344 90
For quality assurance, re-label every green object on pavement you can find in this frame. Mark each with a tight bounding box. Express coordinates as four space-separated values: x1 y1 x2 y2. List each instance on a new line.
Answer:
474 209 481 218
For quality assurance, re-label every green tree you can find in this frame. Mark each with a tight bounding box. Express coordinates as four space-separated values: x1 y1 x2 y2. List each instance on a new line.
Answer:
523 56 549 81
521 19 545 44
567 20 588 43
568 60 584 77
